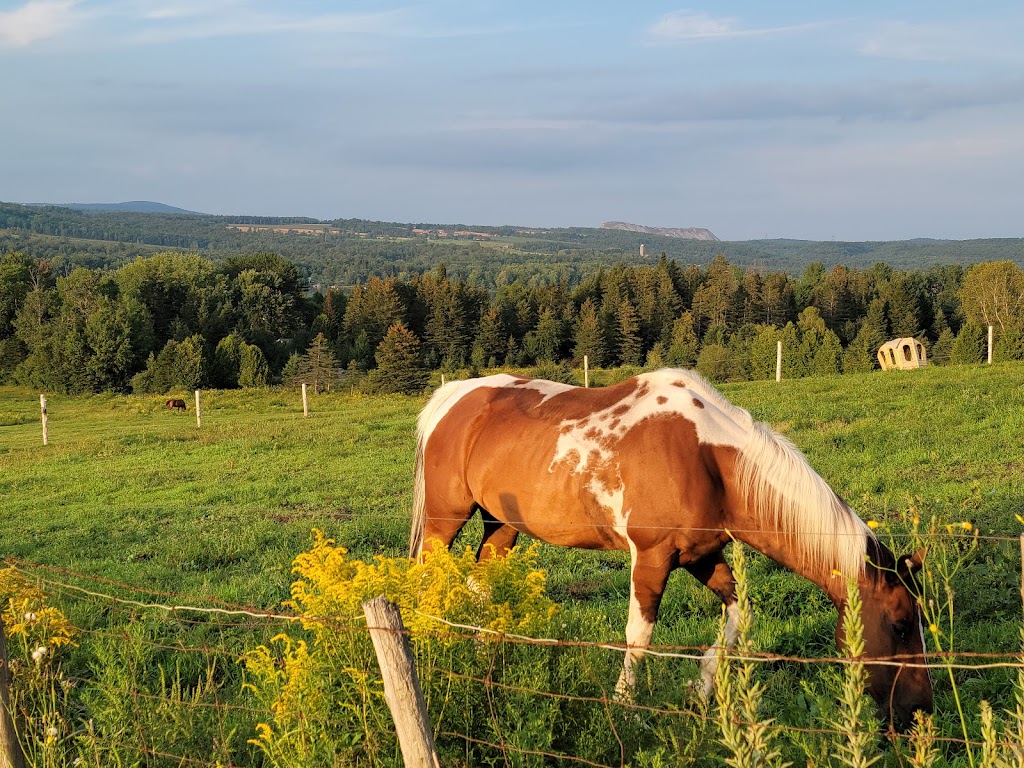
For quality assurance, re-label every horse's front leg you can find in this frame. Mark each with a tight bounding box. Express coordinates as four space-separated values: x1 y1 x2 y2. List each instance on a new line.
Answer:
682 550 739 697
615 546 676 700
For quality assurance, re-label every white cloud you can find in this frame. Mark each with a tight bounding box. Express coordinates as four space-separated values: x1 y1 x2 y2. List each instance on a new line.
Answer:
648 11 818 43
128 7 404 44
0 0 79 48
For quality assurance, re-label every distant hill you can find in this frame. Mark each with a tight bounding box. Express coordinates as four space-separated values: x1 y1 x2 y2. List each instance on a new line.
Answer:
2 200 1023 288
30 201 202 215
601 221 719 241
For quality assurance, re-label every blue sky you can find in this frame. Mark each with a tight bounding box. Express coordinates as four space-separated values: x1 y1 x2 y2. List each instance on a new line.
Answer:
2 1 1023 240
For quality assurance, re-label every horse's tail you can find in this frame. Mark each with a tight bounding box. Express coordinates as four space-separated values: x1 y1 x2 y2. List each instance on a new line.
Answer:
409 428 427 558
408 380 463 559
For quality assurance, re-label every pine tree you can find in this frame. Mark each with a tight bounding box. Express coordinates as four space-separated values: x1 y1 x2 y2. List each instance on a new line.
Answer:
666 312 699 369
950 323 985 365
617 299 642 366
885 273 924 337
370 322 428 394
930 328 955 365
692 256 739 335
473 305 506 368
293 332 341 393
525 308 564 363
573 298 606 367
861 298 890 354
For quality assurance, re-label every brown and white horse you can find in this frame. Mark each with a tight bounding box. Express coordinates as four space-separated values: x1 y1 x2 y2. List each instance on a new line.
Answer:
409 369 932 727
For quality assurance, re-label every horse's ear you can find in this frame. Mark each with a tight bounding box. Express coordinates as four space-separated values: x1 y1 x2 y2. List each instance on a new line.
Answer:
897 548 926 578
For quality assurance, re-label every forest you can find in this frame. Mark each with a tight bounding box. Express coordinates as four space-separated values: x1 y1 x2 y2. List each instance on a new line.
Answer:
2 242 1023 396
3 200 1024 288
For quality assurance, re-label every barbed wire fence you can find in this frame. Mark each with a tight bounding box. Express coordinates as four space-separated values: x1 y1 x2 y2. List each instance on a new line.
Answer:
3 552 1024 768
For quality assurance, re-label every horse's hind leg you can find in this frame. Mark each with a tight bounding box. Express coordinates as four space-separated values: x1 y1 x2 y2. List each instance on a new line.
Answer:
477 509 519 560
683 550 739 697
420 501 476 556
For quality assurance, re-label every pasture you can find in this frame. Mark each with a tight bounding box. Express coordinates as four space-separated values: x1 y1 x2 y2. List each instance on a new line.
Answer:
1 362 1023 765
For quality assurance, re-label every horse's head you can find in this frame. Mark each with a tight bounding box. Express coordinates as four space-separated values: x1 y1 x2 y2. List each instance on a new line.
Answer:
836 548 933 730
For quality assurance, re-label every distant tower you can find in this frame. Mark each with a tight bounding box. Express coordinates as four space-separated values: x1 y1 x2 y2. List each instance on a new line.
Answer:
639 243 645 258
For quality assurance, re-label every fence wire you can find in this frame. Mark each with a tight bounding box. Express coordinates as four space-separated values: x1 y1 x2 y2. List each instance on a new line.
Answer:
2 557 1023 767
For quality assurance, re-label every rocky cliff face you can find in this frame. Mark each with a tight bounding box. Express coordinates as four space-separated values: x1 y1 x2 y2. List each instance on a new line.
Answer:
601 221 719 241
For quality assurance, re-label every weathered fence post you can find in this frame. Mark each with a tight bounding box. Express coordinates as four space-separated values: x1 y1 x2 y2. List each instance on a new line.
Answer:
301 383 309 418
0 617 26 768
988 325 994 364
440 374 446 387
194 390 202 428
584 355 589 388
775 341 783 383
362 596 440 768
39 394 48 446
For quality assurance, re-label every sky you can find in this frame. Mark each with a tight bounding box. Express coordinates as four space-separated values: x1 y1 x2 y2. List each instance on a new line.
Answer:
1 1 1023 241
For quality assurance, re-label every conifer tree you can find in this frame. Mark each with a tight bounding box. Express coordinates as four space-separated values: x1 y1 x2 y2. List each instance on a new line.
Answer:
950 323 985 365
930 328 955 365
370 322 427 394
573 298 606 367
293 332 340 393
525 308 564 363
473 305 506 368
666 312 699 369
617 299 642 366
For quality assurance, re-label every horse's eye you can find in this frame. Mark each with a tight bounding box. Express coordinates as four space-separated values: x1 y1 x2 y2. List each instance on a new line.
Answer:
892 619 911 641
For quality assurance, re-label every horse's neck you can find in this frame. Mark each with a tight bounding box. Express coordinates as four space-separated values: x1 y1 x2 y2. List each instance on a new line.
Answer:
713 444 856 607
729 521 849 606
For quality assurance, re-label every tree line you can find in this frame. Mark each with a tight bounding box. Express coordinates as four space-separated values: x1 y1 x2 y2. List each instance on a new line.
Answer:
1 248 1023 396
5 202 1024 289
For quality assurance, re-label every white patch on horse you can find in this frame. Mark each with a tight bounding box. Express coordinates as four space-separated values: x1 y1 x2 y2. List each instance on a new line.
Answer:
550 369 750 481
418 374 522 447
700 601 742 697
515 378 575 403
616 539 654 698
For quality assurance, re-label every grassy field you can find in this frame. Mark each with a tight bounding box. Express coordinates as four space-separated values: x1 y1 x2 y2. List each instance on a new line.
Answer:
2 362 1023 765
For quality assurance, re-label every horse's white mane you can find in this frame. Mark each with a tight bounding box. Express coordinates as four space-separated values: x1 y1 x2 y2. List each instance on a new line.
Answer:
651 369 870 579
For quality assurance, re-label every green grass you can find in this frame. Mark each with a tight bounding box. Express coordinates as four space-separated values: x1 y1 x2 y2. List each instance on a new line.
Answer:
2 362 1023 764
1 389 416 605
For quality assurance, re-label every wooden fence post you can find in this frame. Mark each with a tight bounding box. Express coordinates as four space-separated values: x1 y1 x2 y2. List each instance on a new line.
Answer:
775 341 783 383
301 383 309 418
194 390 202 428
0 617 26 768
362 596 440 768
39 394 48 446
988 325 994 364
584 355 589 388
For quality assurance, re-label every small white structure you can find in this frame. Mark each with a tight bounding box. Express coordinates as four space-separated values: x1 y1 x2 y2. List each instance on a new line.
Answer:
877 338 927 371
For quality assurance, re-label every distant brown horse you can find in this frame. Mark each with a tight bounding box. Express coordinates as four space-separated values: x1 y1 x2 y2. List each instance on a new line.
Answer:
166 398 187 412
409 369 932 728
